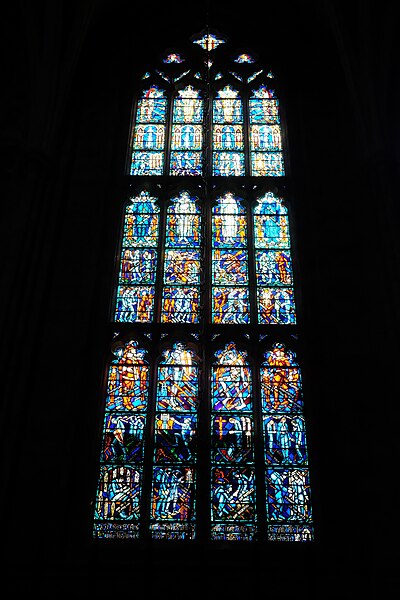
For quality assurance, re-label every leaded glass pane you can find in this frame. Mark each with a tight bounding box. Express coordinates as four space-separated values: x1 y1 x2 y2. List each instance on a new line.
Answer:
260 344 303 413
212 193 249 323
249 85 284 176
254 193 296 324
266 468 312 521
213 86 245 176
114 192 159 323
97 30 316 545
261 343 313 540
170 151 203 176
94 341 149 539
161 191 201 323
210 344 256 541
170 86 203 176
130 86 167 175
150 343 198 540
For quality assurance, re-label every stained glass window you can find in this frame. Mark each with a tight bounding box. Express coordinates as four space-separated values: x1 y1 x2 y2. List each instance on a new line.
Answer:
212 192 249 323
150 342 198 539
161 191 201 323
212 86 245 176
93 340 149 539
253 192 296 324
249 85 285 176
114 191 159 323
94 28 314 544
130 86 167 175
170 86 203 176
262 343 314 541
211 343 256 541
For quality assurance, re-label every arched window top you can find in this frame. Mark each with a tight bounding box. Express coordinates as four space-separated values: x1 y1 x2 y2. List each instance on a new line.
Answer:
250 85 276 98
160 341 197 365
111 339 148 364
129 29 285 178
163 53 185 64
94 27 314 544
263 342 299 367
136 86 167 121
177 85 202 98
126 190 160 213
213 342 248 366
167 190 200 213
215 85 239 98
254 192 287 215
212 192 245 214
192 31 226 51
234 52 256 64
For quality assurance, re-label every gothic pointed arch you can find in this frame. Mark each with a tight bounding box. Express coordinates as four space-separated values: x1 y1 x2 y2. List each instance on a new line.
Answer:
93 28 314 544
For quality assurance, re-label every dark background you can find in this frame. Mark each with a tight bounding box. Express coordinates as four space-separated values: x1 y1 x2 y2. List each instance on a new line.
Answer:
1 0 398 596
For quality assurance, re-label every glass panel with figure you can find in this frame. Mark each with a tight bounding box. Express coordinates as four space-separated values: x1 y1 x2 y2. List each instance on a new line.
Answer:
213 86 245 176
261 343 314 541
161 191 201 323
253 192 296 324
170 85 204 176
210 343 257 541
150 343 199 540
115 192 159 323
93 340 149 539
249 85 284 176
130 85 167 175
212 193 249 323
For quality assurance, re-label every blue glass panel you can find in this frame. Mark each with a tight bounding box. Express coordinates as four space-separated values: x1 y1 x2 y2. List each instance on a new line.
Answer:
248 98 280 124
164 250 200 284
170 151 202 175
95 465 142 521
266 468 312 522
130 151 164 175
150 343 198 540
123 196 159 247
251 152 284 176
161 287 199 323
253 192 288 215
212 249 248 285
94 341 149 539
157 366 198 411
255 250 293 286
136 87 167 122
162 192 201 323
171 124 203 149
132 124 165 150
211 413 254 463
211 466 256 521
253 214 290 248
211 364 252 411
250 125 282 151
115 285 155 322
264 415 308 465
213 287 250 324
151 466 196 521
131 86 167 176
155 413 198 462
213 125 244 150
213 98 243 123
102 414 146 463
119 248 157 284
213 151 245 176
